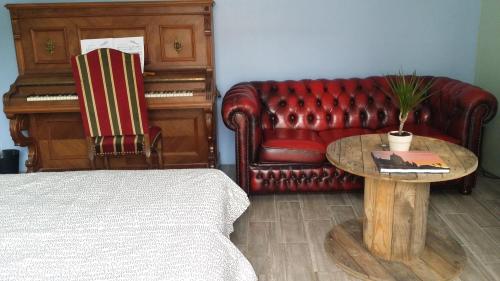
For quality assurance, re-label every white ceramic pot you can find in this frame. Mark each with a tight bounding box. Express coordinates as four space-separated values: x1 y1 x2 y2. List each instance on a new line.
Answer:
387 131 413 151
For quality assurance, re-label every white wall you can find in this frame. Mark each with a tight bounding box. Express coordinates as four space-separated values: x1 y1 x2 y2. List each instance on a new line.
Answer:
0 0 482 169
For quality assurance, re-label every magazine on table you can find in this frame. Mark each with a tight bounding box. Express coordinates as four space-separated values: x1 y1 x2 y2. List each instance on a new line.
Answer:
371 151 450 173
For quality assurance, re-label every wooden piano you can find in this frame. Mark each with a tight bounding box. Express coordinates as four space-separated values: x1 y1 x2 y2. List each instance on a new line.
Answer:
3 1 218 171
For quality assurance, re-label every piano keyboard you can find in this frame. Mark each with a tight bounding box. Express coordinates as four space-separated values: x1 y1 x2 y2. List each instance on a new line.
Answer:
26 91 194 102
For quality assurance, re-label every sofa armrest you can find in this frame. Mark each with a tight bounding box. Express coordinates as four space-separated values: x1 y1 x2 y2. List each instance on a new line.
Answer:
430 77 498 155
222 83 263 191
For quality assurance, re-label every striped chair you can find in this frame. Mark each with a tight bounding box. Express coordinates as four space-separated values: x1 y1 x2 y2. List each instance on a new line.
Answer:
71 48 162 169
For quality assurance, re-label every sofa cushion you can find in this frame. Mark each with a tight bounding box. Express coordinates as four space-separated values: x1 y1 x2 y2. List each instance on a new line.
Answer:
376 124 461 145
260 129 326 164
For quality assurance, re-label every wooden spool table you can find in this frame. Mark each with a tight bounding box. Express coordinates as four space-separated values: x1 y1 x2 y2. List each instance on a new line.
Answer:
325 134 478 281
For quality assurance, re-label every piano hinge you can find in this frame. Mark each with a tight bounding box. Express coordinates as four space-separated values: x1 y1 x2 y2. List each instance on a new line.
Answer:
204 14 212 36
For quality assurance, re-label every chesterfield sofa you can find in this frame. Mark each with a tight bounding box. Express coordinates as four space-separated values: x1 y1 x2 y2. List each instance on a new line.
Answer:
222 76 497 194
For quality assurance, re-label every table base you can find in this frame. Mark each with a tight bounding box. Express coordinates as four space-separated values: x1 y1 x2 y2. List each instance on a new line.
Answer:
325 219 466 281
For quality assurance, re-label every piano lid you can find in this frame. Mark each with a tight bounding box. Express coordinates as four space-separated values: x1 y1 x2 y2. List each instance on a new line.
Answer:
14 69 208 87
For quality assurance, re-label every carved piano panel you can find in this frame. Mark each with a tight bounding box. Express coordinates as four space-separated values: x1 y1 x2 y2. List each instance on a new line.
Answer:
3 1 218 171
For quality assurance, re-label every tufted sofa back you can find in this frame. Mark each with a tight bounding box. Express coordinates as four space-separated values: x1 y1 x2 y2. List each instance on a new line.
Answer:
252 77 433 131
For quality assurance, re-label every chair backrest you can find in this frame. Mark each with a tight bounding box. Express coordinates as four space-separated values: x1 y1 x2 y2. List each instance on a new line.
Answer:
71 48 149 138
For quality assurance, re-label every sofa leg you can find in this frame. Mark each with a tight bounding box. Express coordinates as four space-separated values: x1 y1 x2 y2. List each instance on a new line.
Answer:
460 173 477 195
459 185 472 195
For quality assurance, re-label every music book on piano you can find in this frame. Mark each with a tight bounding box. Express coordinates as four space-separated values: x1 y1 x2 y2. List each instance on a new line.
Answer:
371 151 450 173
80 37 145 72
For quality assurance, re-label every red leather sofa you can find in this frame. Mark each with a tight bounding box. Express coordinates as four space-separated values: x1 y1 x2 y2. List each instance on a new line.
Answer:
222 77 498 194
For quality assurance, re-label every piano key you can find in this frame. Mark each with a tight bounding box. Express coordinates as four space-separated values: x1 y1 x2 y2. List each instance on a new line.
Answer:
27 91 194 102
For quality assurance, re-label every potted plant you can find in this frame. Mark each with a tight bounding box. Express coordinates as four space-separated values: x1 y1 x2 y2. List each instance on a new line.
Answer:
386 71 434 151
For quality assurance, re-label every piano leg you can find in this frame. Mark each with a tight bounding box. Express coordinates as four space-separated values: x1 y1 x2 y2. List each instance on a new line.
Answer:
9 114 39 172
204 109 216 168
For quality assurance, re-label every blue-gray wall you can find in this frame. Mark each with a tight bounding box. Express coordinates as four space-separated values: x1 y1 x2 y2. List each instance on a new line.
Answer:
0 0 481 169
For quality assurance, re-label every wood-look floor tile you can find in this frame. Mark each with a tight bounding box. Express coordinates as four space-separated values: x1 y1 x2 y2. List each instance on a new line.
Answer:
275 193 300 202
482 200 500 219
346 192 364 218
484 262 500 281
277 201 307 243
484 227 500 246
249 195 276 222
315 271 350 281
444 214 500 264
284 243 315 281
304 220 339 272
300 194 331 220
222 164 500 281
458 246 495 281
430 191 463 214
231 209 249 245
428 205 462 243
329 205 357 225
323 192 351 206
235 243 248 256
246 221 285 280
448 194 499 227
473 178 500 200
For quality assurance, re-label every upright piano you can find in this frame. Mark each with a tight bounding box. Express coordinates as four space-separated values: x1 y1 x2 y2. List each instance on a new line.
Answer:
3 1 218 171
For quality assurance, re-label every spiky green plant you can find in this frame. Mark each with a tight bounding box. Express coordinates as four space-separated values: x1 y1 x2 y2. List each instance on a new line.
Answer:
386 71 435 135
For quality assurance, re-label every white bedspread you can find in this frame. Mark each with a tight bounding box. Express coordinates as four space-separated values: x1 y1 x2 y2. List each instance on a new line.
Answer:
0 169 256 281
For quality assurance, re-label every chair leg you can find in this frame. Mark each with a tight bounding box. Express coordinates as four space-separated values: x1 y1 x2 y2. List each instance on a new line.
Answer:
104 156 110 169
87 138 96 170
89 153 96 170
145 154 153 169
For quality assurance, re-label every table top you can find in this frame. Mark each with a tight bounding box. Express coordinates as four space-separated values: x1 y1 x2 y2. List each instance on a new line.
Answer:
326 134 478 183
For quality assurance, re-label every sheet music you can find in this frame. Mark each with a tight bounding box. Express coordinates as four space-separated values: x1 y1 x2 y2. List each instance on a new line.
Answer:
80 37 145 72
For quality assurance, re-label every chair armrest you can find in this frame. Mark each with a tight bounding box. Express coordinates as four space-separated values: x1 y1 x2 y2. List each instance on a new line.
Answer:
221 83 263 191
429 77 498 154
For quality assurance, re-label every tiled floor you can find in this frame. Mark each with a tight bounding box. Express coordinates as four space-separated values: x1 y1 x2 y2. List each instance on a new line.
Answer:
221 166 500 281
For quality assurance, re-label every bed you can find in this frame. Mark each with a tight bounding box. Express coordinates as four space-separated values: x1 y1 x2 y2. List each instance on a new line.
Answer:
0 169 256 281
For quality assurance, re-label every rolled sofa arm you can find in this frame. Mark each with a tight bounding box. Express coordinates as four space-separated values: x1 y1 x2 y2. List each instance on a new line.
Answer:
429 77 498 155
222 83 263 191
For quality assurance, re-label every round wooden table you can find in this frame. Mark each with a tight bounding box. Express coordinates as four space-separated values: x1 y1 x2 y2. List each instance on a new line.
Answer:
325 134 477 281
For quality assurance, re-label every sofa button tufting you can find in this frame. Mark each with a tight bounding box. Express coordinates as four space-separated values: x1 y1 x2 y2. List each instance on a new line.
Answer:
307 114 315 123
279 100 287 107
316 99 322 106
298 100 304 107
344 112 349 121
289 114 296 123
334 99 339 106
326 114 332 121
